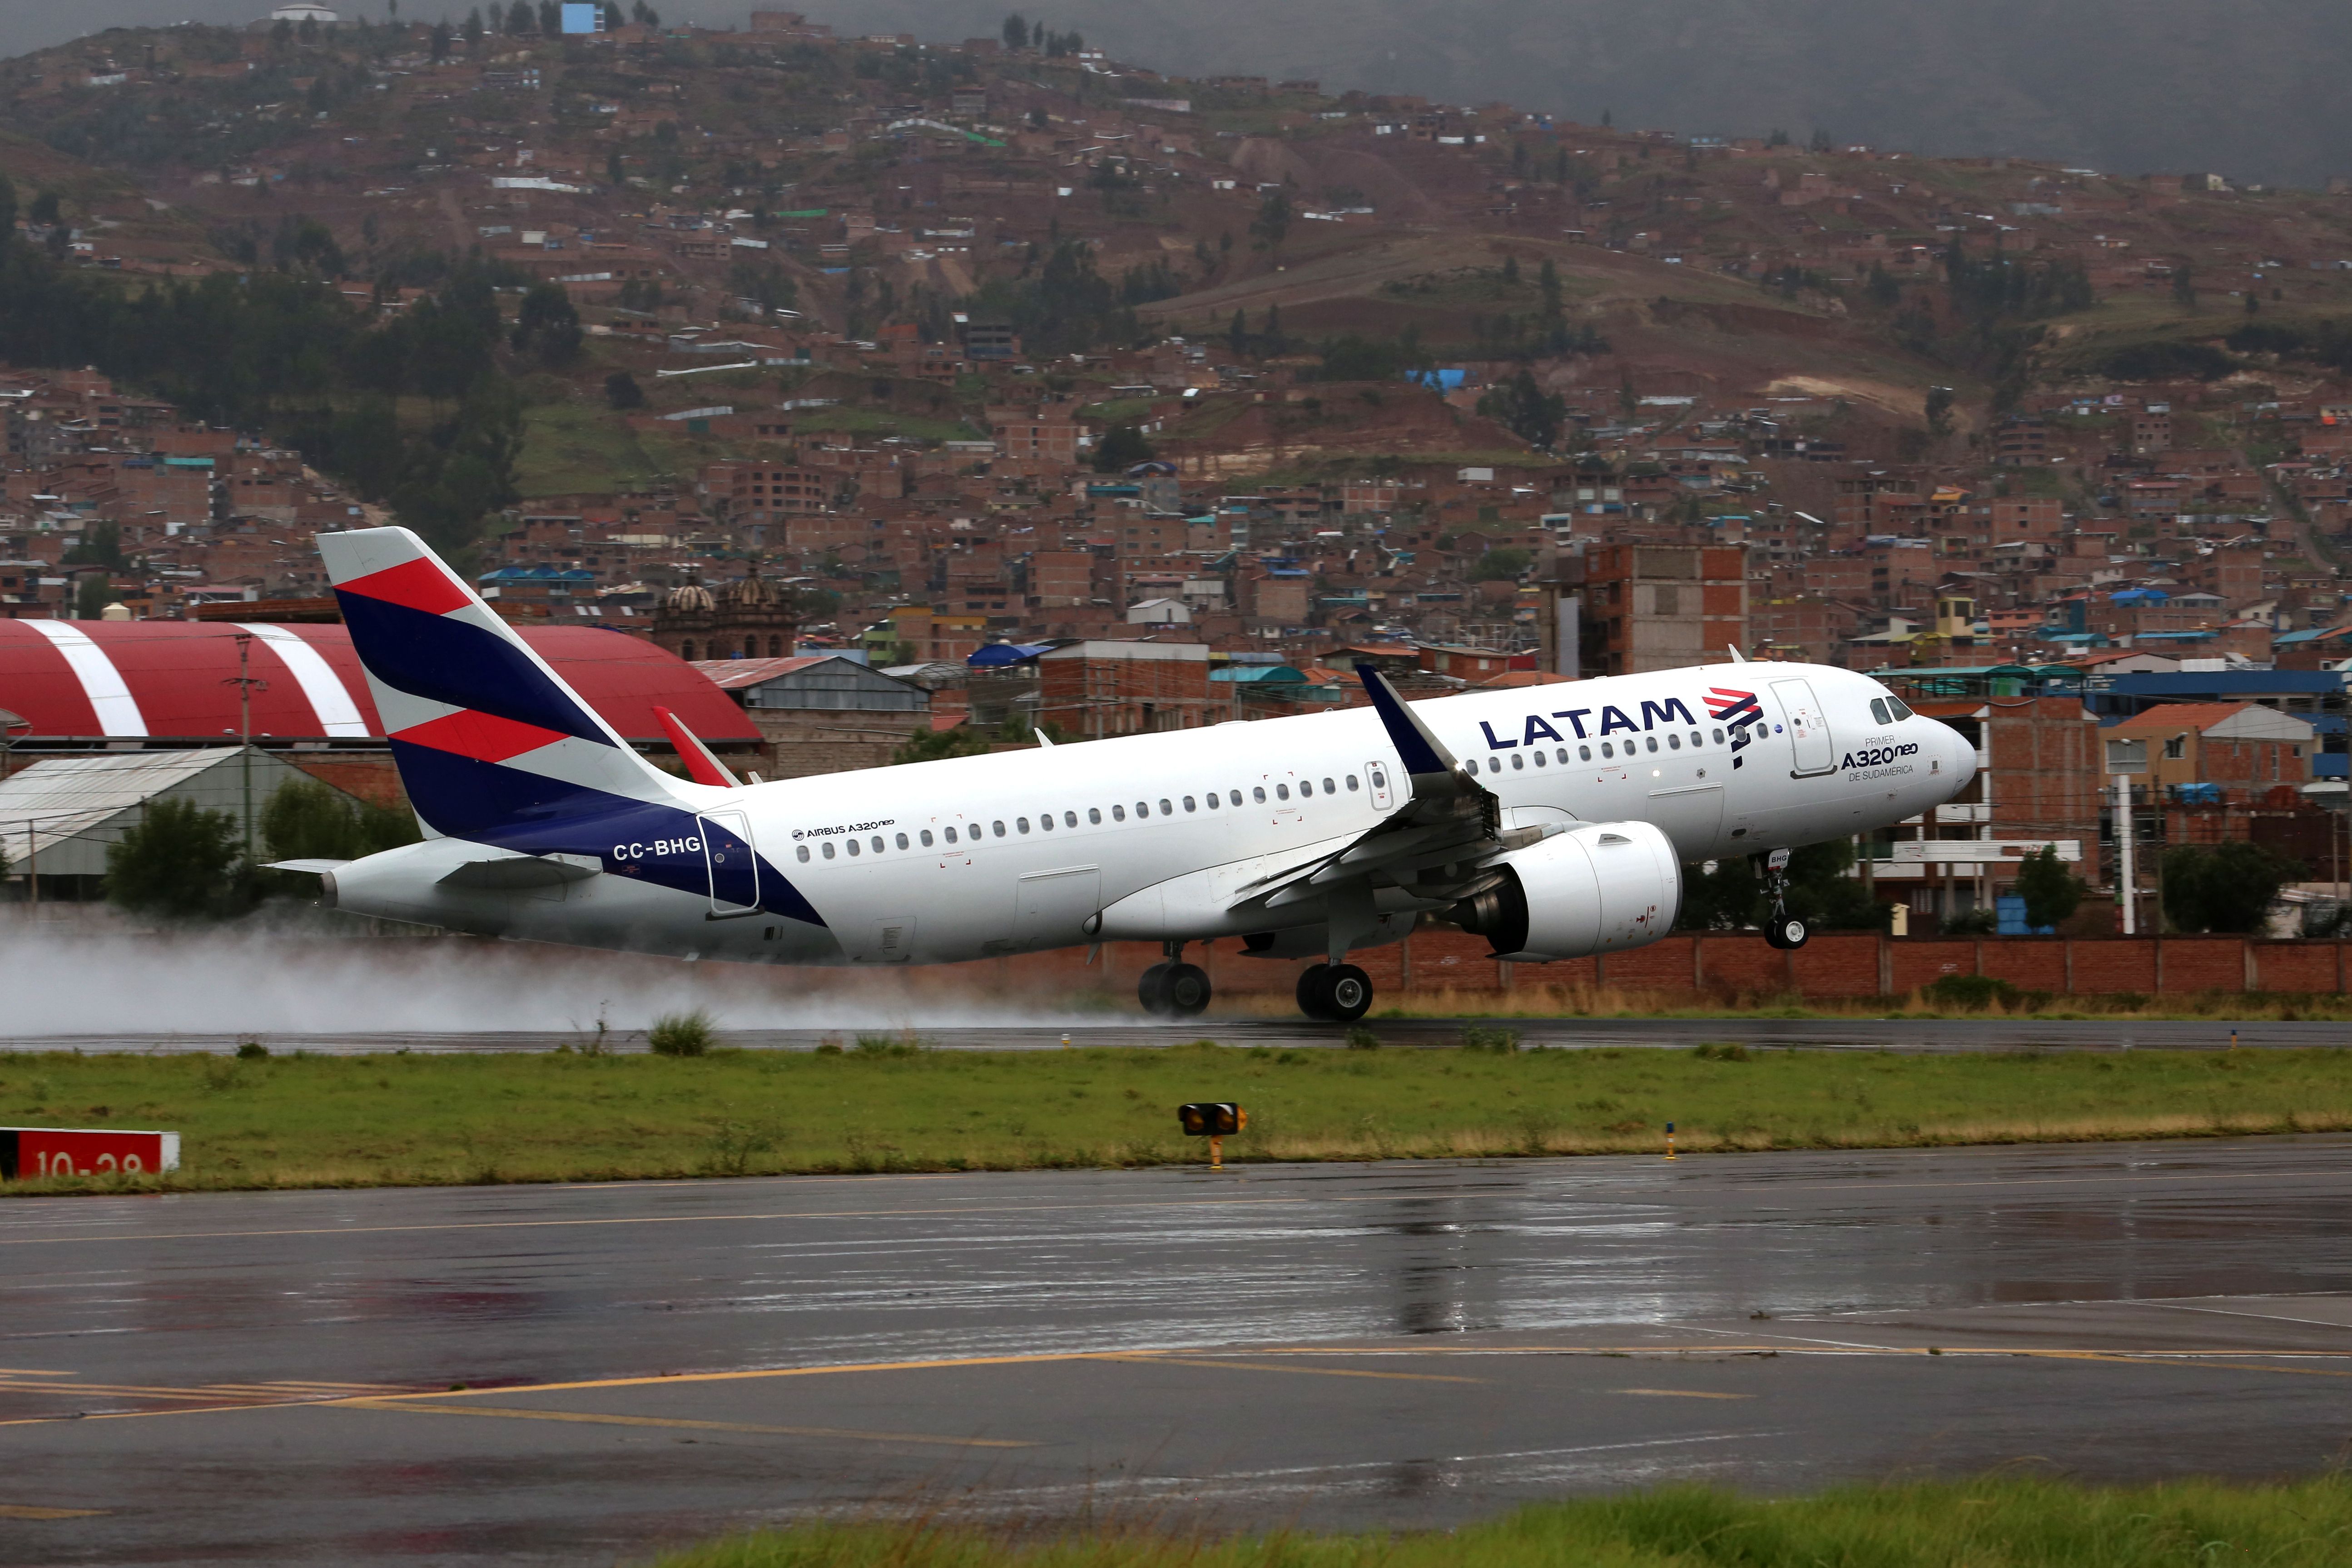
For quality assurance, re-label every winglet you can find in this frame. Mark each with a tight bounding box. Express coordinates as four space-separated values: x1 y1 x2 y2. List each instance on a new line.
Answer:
1355 664 1463 780
1727 645 1746 664
655 705 742 789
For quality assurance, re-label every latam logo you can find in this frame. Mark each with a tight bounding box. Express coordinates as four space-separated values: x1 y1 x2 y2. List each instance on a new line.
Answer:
1476 691 1765 752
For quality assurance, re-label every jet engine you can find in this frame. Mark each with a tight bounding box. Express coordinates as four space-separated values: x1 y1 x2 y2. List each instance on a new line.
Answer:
1445 821 1682 962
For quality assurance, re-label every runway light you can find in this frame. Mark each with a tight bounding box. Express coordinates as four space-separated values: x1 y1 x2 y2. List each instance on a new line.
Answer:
1177 1102 1245 1170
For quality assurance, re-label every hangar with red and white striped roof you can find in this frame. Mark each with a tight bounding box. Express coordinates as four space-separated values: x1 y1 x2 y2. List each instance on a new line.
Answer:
0 620 762 747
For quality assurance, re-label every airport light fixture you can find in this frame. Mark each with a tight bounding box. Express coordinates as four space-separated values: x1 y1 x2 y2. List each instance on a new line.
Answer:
1177 1102 1245 1169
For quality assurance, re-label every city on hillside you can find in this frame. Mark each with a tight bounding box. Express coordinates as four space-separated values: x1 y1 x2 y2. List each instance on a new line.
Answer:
6 3 2352 934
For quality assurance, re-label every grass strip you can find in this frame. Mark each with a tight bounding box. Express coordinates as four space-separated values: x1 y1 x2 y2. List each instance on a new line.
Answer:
646 1475 2352 1568
3 1038 2352 1193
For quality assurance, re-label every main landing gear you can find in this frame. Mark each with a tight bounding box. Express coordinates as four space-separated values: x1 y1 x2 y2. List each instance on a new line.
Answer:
1296 962 1374 1023
1761 846 1810 950
1138 941 1212 1019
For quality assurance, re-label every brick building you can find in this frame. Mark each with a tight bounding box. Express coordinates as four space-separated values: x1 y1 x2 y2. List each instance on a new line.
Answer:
1037 641 1211 738
1579 543 1747 675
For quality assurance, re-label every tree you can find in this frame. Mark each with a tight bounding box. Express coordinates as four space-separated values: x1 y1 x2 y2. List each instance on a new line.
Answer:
430 20 453 58
505 0 534 34
1249 187 1291 257
0 174 15 245
1227 308 1247 356
261 778 418 867
2162 841 2299 933
538 0 561 35
107 797 243 921
510 281 582 365
1478 368 1566 450
1924 385 1955 437
2172 263 2198 311
74 573 115 620
1470 546 1532 582
1092 423 1154 472
1001 10 1028 49
2014 843 2084 932
26 190 60 228
605 370 645 408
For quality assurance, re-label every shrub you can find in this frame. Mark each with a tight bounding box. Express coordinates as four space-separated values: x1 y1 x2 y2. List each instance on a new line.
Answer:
234 1040 269 1060
106 796 243 920
1693 1042 1751 1062
854 1032 928 1057
648 1009 716 1057
1925 974 2016 1009
1343 1026 1382 1051
1458 1026 1520 1053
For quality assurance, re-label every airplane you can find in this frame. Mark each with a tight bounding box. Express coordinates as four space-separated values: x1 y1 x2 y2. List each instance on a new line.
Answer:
279 526 1976 1022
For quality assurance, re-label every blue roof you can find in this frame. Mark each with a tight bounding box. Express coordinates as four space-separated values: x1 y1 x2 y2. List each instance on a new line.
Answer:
1211 665 1306 684
2107 671 2347 696
966 641 1052 667
478 564 596 583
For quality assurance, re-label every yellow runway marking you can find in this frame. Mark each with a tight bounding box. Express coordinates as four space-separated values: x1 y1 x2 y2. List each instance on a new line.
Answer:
1098 1355 1483 1384
1615 1388 1754 1399
0 1504 106 1520
0 1370 73 1378
336 1399 1037 1447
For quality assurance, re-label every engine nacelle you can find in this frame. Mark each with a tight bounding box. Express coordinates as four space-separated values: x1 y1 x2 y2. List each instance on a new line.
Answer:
1446 821 1682 962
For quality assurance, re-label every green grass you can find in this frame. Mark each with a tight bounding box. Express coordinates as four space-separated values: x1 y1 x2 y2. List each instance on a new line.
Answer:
652 1476 2352 1568
514 400 698 496
6 1042 2352 1194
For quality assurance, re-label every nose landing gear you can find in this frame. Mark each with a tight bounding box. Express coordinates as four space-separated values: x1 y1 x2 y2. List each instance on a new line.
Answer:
1761 846 1809 949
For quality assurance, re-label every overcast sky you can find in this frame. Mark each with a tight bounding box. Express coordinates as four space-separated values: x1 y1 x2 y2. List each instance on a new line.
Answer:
0 1 785 62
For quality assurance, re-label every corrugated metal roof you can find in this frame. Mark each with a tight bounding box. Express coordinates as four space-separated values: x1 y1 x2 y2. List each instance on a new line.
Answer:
0 621 760 744
0 749 235 863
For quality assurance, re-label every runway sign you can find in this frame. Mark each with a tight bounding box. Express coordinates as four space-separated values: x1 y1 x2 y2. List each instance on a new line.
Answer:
0 1127 181 1179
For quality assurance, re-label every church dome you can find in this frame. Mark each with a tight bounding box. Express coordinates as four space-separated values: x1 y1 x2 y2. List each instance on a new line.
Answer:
664 584 715 613
723 574 783 609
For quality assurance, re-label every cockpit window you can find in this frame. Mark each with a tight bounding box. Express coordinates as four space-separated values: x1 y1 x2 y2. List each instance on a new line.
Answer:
1887 695 1915 720
1870 697 1891 725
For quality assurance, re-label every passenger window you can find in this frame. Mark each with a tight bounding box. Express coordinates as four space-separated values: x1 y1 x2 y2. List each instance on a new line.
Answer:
1039 814 1053 831
1690 731 1701 748
992 820 1007 837
1533 751 1547 767
1234 789 1247 806
1510 753 1524 770
1369 767 1386 790
1712 727 1724 744
1870 697 1891 725
1646 736 1659 753
847 839 860 856
1299 779 1313 797
1579 745 1592 761
1252 787 1266 803
1113 804 1126 821
944 826 958 844
1276 784 1290 800
1135 801 1150 818
1346 774 1359 791
823 841 837 859
1557 748 1569 764
1017 817 1031 834
1323 778 1335 794
796 844 810 863
1089 808 1102 824
895 833 908 849
1064 811 1077 827
1601 742 1613 759
871 836 883 853
1206 793 1220 809
1183 795 1196 812
1667 733 1682 750
1159 798 1173 814
1489 758 1502 774
920 830 933 847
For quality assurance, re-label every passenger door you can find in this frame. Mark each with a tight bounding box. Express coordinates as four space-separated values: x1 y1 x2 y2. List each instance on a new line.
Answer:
697 811 761 917
1771 679 1836 777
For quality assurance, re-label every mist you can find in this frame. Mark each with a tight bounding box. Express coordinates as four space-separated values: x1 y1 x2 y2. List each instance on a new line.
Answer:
0 928 1117 1044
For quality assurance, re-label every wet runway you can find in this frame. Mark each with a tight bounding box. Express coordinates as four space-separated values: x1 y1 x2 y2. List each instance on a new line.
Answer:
2 1139 2352 1562
1 1014 2330 1055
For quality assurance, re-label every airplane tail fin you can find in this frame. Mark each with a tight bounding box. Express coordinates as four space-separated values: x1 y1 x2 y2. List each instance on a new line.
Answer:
319 526 690 844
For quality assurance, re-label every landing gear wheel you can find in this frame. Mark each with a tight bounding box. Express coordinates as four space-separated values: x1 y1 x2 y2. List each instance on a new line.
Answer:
1137 962 1175 1017
1298 963 1374 1022
1763 909 1809 949
1163 963 1211 1018
1296 963 1335 1021
1323 963 1373 1023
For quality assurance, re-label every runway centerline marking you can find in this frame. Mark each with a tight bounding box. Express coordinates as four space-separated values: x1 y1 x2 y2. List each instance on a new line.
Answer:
0 1504 107 1520
1615 1388 1754 1399
334 1399 1037 1447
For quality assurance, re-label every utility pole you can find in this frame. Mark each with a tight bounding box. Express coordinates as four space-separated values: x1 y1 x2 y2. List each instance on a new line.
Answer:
0 710 27 915
2114 773 2136 935
223 634 268 865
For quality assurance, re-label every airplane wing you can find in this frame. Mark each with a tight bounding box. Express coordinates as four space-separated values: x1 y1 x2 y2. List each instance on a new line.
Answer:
265 858 352 875
1226 665 1543 917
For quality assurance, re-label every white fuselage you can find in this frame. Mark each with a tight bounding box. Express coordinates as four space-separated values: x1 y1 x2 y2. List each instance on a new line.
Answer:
332 661 1973 965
